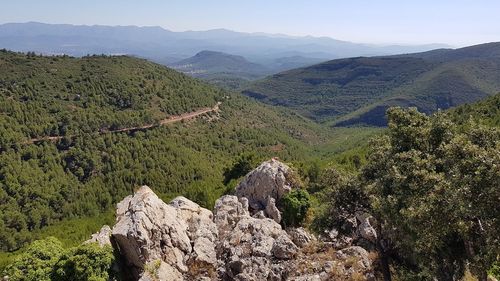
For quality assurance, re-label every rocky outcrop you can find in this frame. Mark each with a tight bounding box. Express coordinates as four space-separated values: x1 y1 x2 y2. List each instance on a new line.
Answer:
214 195 298 280
87 160 377 281
85 225 112 246
235 159 296 222
286 227 316 247
357 216 377 244
320 211 379 251
265 196 281 223
111 186 217 281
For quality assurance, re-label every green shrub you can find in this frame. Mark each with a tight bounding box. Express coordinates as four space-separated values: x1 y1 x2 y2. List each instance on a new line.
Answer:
3 237 64 281
53 243 116 281
223 153 259 185
281 188 311 227
3 237 116 281
490 260 500 279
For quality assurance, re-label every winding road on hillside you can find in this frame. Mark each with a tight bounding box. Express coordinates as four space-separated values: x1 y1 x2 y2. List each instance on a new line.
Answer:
24 102 221 144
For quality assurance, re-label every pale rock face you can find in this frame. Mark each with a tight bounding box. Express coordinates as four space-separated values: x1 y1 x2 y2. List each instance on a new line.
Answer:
264 196 281 223
252 210 266 219
93 164 376 281
357 217 378 243
139 261 183 281
336 246 372 269
85 225 112 247
355 212 378 244
271 234 299 259
169 196 218 266
111 186 217 281
213 195 298 280
286 227 316 247
213 195 249 240
235 159 294 222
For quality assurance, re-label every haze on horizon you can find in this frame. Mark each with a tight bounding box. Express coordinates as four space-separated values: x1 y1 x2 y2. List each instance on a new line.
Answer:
1 0 500 47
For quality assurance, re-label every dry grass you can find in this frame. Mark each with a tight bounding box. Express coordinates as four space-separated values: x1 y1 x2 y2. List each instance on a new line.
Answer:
462 270 478 281
186 260 217 280
291 241 375 281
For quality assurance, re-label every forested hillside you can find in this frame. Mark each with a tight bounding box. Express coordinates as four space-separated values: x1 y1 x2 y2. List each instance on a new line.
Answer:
170 50 270 90
243 42 500 126
449 92 500 126
0 50 378 254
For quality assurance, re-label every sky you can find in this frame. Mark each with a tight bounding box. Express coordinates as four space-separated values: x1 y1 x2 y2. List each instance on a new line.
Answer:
1 0 499 47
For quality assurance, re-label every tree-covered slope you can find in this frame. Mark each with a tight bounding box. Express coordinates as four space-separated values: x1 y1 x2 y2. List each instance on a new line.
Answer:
171 50 269 77
449 92 500 126
243 42 500 126
170 50 271 90
0 50 371 252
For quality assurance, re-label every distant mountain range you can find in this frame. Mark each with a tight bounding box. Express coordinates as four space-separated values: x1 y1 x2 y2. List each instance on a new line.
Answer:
243 42 500 126
0 22 449 70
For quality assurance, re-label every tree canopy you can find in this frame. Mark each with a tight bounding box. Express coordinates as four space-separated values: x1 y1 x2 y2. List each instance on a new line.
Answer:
361 107 499 280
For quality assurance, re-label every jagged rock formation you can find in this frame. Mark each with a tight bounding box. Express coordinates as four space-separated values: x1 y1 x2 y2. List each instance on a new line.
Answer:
235 159 296 222
356 213 378 244
85 225 112 247
286 227 316 247
87 160 376 281
214 195 298 280
112 186 218 280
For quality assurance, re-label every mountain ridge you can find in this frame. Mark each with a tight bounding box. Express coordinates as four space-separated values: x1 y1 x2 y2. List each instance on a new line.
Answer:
243 42 500 126
0 22 450 66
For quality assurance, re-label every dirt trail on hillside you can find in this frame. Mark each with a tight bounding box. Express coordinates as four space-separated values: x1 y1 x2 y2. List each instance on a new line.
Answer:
24 102 221 144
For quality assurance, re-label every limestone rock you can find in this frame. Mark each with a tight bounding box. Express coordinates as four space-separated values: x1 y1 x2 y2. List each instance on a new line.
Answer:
139 261 183 281
103 184 377 281
252 210 266 219
356 213 378 244
336 246 371 269
213 195 298 280
235 159 295 222
85 225 112 247
213 195 249 240
111 186 217 281
286 227 315 247
170 196 218 266
265 196 281 223
271 234 299 259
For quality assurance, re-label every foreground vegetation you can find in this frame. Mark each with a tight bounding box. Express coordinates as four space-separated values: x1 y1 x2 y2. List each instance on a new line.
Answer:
312 96 500 280
3 237 116 281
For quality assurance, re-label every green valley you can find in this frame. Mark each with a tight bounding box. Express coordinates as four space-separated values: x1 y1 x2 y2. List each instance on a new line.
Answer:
243 42 500 126
0 50 377 255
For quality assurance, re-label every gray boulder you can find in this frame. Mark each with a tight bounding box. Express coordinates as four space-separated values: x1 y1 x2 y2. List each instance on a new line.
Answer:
85 225 112 247
265 196 281 223
235 159 295 222
271 234 299 259
356 212 378 244
111 186 217 281
213 195 298 280
286 227 316 247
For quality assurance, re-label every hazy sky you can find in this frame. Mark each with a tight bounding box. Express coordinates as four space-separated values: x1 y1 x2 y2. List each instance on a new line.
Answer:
1 0 499 46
